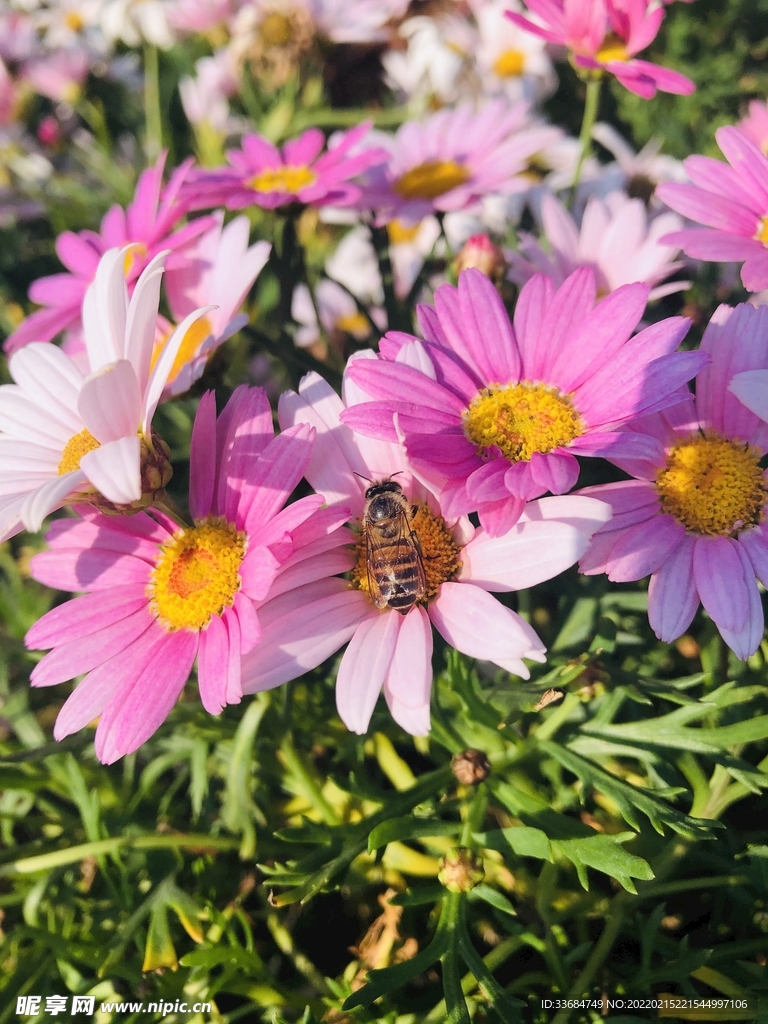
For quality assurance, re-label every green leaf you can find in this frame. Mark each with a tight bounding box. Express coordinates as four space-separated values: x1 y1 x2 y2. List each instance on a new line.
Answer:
539 742 717 839
477 826 553 862
551 832 654 894
368 816 461 853
467 883 517 917
390 883 445 906
342 932 450 1011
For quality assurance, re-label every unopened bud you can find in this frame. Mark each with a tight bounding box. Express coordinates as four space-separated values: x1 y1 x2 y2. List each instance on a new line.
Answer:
451 749 491 786
454 234 507 282
438 848 485 893
90 431 173 516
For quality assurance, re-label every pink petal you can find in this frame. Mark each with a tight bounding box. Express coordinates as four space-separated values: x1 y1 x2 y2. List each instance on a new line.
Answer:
383 605 433 710
198 615 229 714
604 514 685 582
335 609 400 734
692 535 748 634
233 591 261 653
648 533 698 642
429 581 545 674
26 583 149 649
717 539 763 659
95 628 198 764
189 390 218 520
528 450 580 494
239 545 282 601
30 546 151 592
215 386 274 522
243 423 315 533
477 495 527 536
729 368 768 423
223 608 242 704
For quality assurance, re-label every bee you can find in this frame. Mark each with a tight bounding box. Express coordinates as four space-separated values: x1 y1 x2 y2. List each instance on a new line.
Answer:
362 478 426 613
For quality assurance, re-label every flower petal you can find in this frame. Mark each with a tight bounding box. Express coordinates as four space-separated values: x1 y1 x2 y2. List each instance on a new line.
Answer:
80 436 142 505
335 609 400 734
693 535 748 634
648 534 698 642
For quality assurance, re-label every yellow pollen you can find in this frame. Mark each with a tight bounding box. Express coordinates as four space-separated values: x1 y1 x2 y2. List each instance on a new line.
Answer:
151 315 214 381
494 49 526 78
149 517 246 632
249 166 317 194
350 503 461 606
387 219 421 245
335 312 370 337
393 161 470 202
596 34 628 63
58 429 101 475
656 433 766 537
755 214 768 246
463 382 584 462
260 11 293 46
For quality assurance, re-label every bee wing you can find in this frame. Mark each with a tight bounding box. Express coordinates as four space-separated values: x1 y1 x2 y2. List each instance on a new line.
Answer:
364 524 390 610
409 521 427 602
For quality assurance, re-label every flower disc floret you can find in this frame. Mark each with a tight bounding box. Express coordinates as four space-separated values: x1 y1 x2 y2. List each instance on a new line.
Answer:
57 429 101 476
756 215 768 246
249 166 318 194
464 382 584 462
393 161 470 201
150 517 247 631
656 433 766 537
351 503 461 605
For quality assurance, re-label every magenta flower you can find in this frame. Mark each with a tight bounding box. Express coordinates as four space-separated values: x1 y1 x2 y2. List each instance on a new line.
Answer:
341 268 704 536
738 100 768 156
5 152 215 353
25 387 352 763
658 126 768 294
356 100 561 225
579 302 768 659
241 364 612 736
180 124 387 212
506 0 695 99
506 190 689 301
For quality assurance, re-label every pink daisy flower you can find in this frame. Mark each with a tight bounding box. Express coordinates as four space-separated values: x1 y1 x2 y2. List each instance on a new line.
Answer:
356 100 561 226
341 267 705 536
5 152 215 353
26 386 352 763
241 363 612 736
506 0 695 99
506 190 689 301
658 126 768 294
180 124 387 212
0 247 210 541
579 302 768 659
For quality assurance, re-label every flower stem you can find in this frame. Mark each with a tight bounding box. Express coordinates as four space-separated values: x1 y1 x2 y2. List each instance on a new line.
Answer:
143 45 163 162
570 76 602 204
154 494 191 530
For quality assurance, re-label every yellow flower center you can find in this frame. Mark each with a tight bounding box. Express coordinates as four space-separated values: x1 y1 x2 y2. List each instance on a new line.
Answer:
260 11 293 46
151 315 214 383
351 503 461 606
656 433 767 536
463 382 584 462
58 428 101 475
387 219 421 245
494 49 526 77
249 166 317 194
149 517 246 632
335 312 370 337
393 161 470 202
755 215 768 246
596 34 628 63
64 11 85 31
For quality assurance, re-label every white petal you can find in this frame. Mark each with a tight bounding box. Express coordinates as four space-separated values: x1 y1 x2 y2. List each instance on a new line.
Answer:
142 305 216 431
80 436 141 504
83 248 127 371
9 342 84 431
78 360 142 443
0 387 72 448
20 470 88 532
124 250 168 392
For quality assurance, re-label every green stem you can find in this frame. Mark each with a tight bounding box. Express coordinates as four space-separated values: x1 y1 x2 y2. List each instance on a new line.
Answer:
369 223 402 332
279 734 341 827
154 493 191 530
143 45 163 161
570 77 602 203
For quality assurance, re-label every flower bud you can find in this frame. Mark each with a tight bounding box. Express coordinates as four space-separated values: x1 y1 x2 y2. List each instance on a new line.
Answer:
438 848 485 893
454 234 507 282
451 749 491 786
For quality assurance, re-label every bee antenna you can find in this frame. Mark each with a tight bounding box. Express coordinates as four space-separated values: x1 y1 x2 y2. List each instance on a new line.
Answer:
353 471 372 483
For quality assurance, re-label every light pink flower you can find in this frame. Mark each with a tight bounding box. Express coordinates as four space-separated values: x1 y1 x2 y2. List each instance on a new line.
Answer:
5 152 215 353
658 126 768 293
506 0 695 98
579 302 768 659
181 124 388 212
241 364 612 736
158 213 271 396
0 247 210 540
21 47 89 104
507 191 689 300
357 100 560 225
342 267 704 536
738 100 768 156
26 387 352 763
